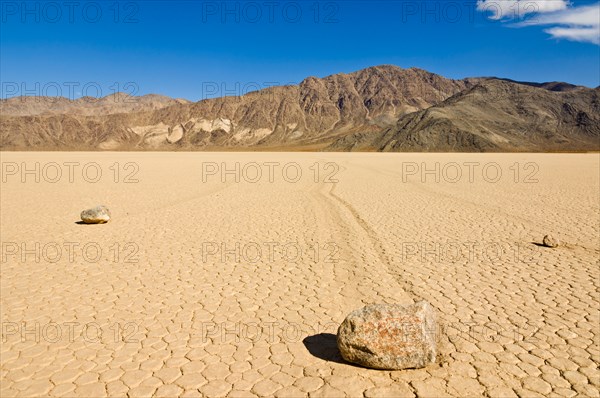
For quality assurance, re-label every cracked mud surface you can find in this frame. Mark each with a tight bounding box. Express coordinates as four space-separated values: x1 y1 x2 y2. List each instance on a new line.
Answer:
1 152 598 397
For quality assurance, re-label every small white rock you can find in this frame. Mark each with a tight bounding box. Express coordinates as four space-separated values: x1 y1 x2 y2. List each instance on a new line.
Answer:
80 205 111 224
543 235 559 248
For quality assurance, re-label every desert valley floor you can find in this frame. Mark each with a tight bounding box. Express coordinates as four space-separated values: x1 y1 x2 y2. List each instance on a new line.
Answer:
0 152 599 397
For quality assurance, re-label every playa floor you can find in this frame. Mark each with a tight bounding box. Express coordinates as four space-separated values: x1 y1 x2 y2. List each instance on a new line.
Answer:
1 152 599 397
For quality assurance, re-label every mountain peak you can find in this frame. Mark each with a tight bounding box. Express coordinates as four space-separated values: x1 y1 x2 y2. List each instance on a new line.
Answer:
1 65 596 152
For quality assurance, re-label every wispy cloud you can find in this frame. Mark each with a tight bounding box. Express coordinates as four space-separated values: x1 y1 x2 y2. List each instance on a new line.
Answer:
477 0 570 20
477 1 600 45
526 3 600 44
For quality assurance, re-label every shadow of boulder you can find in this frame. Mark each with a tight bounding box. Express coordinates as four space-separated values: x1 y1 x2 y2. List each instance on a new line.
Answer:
302 333 361 367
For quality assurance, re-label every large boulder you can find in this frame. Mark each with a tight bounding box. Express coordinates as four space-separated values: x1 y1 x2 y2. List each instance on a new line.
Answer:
80 205 111 224
337 301 437 370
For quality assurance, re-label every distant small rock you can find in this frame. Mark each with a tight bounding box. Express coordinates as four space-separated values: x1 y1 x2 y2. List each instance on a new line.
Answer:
543 235 559 248
80 205 111 224
337 301 437 370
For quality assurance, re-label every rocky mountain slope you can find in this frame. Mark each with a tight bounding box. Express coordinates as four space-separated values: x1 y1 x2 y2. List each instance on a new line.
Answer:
0 66 472 150
329 79 599 152
1 65 598 151
0 93 190 117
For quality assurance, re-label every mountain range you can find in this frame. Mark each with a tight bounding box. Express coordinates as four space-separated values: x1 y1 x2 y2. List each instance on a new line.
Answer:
1 65 598 151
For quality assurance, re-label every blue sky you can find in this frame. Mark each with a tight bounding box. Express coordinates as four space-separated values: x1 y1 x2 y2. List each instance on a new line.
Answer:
1 0 599 101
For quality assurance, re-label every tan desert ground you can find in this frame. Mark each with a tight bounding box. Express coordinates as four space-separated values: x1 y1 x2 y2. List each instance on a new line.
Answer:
1 152 599 397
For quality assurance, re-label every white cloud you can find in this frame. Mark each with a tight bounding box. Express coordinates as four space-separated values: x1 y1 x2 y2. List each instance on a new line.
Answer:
477 0 570 20
478 1 600 45
544 26 600 44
